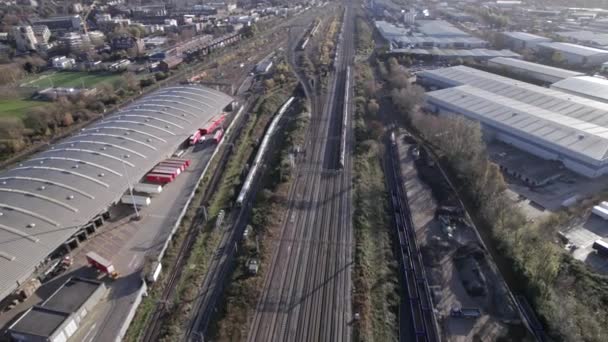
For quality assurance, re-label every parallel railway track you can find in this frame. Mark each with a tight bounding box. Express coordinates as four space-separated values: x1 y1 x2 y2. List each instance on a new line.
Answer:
247 2 355 341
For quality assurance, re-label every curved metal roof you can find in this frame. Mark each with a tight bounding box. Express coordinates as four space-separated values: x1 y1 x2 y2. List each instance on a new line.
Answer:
0 85 232 300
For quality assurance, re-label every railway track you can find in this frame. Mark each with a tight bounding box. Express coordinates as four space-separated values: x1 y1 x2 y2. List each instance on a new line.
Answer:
247 2 355 341
140 100 253 342
385 135 440 342
137 10 329 342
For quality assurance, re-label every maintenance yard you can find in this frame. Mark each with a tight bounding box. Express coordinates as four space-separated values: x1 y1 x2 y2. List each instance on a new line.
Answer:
395 134 524 341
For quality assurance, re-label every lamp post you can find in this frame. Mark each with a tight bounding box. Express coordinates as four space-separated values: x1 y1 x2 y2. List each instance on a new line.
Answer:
122 155 140 219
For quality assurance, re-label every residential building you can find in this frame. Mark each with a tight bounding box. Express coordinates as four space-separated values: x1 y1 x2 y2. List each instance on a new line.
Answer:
52 56 75 69
32 25 50 44
59 32 91 53
111 35 144 53
32 15 82 32
12 26 37 51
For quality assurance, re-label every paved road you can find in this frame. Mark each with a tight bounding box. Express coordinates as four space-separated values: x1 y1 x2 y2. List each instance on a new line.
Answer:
247 2 355 341
65 143 216 342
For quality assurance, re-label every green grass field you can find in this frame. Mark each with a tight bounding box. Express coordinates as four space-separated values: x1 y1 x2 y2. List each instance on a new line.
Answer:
0 99 44 119
25 71 122 89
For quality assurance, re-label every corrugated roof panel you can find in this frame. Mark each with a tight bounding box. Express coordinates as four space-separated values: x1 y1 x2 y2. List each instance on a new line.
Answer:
489 57 584 81
0 85 232 300
425 85 608 163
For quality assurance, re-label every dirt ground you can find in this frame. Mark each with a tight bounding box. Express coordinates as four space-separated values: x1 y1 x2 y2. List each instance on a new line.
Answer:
395 134 523 342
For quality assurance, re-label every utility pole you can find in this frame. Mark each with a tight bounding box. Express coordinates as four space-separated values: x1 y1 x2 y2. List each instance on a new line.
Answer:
122 157 140 218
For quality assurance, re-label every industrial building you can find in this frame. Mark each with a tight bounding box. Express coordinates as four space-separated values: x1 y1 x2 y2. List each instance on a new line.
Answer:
419 66 608 178
0 85 232 303
394 36 488 49
501 31 552 50
374 20 409 41
8 277 106 342
550 76 608 103
375 20 489 50
556 31 608 49
389 48 520 60
487 57 585 84
415 20 470 38
538 42 608 67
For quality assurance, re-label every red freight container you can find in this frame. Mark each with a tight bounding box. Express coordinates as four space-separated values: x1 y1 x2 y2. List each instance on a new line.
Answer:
152 168 180 176
200 114 226 135
158 161 187 171
213 129 224 144
146 173 174 184
189 130 202 145
166 158 191 167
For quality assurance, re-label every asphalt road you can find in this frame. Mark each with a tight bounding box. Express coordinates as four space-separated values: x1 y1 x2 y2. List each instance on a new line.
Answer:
57 143 216 342
246 2 356 341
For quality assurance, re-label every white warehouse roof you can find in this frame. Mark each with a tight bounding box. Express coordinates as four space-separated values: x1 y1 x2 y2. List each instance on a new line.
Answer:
416 20 469 37
502 31 552 42
551 76 608 103
0 85 232 301
420 66 608 169
538 42 608 57
426 85 608 163
488 57 584 81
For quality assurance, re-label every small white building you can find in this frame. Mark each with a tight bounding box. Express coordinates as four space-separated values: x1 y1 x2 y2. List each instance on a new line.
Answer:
52 56 75 70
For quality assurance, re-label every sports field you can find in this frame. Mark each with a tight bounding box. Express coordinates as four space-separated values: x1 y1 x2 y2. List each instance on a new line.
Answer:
25 71 122 89
0 99 44 119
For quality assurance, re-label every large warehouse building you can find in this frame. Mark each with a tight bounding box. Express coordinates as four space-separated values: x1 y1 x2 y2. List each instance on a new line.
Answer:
501 31 552 51
550 75 608 103
538 42 608 67
418 66 608 178
487 57 584 84
0 85 232 303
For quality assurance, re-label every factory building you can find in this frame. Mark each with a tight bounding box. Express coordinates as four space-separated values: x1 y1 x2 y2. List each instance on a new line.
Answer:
487 57 584 84
394 36 488 49
538 42 608 67
0 85 232 304
550 76 608 103
556 31 608 49
8 277 106 342
415 20 470 38
501 31 552 50
389 48 520 61
419 66 608 178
